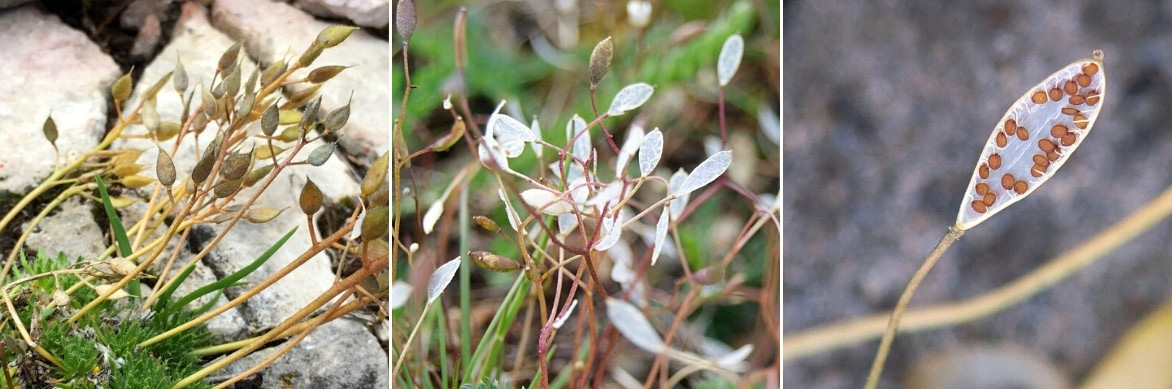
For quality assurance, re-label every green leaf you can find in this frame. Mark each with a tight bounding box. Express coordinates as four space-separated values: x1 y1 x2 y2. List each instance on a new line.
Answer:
96 175 139 296
164 227 297 317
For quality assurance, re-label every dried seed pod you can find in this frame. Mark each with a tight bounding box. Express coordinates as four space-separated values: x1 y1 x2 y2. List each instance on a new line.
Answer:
109 257 137 276
222 65 241 98
324 100 351 133
261 103 280 136
957 51 1106 230
245 164 274 187
156 122 180 141
316 25 359 48
253 145 287 160
218 41 243 73
299 178 323 215
122 175 154 189
43 114 57 147
213 177 243 198
52 289 70 306
156 146 176 187
279 109 302 125
243 206 288 223
307 142 335 166
238 92 256 119
298 43 325 67
469 251 521 272
93 284 130 300
361 206 388 241
589 36 614 87
143 71 173 101
190 110 209 134
221 152 251 180
244 66 258 93
112 149 144 167
111 69 133 104
192 134 223 184
200 82 217 119
396 0 417 42
361 152 388 198
288 84 322 108
173 58 188 92
278 125 301 142
473 215 499 232
300 96 322 130
261 58 287 87
112 164 142 178
142 99 159 132
429 119 465 152
307 65 349 83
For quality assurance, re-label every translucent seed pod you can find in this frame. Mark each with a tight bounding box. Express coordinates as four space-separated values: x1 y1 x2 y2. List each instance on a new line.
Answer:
956 50 1105 230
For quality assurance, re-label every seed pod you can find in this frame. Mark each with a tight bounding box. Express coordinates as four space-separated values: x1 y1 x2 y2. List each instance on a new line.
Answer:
589 36 614 87
143 71 173 101
221 152 251 180
245 164 274 187
244 66 258 93
261 103 279 136
300 95 322 130
190 110 209 134
254 144 286 160
316 25 359 48
213 177 243 198
244 206 288 223
324 100 351 133
298 43 325 67
238 91 256 119
289 87 322 111
93 284 130 300
473 215 499 232
173 58 188 92
396 0 416 42
112 149 143 167
361 152 389 198
307 65 348 83
222 65 241 98
157 122 180 141
192 134 223 184
200 82 217 119
429 119 465 152
469 251 521 272
122 175 154 189
299 179 323 215
109 257 137 276
361 206 388 241
111 69 133 104
278 125 301 142
278 110 302 125
52 289 70 306
261 58 287 87
307 142 335 166
956 50 1106 230
142 99 159 132
112 164 142 178
156 146 176 187
42 114 57 147
218 41 242 73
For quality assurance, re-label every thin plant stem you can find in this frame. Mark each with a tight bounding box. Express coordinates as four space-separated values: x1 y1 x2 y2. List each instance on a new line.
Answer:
459 178 473 363
865 226 965 389
787 183 1172 360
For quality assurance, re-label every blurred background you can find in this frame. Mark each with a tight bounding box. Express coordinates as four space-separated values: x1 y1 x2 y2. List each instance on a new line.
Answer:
785 0 1172 387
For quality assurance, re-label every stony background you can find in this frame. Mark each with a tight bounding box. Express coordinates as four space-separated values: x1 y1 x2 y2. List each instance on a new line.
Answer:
0 0 388 387
785 0 1172 388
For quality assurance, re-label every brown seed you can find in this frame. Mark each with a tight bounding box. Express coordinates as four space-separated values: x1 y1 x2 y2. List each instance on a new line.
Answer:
996 132 1008 147
976 182 990 195
972 200 988 213
1086 90 1100 105
983 192 997 206
1049 87 1063 101
1005 119 1018 135
1032 91 1047 104
988 153 1003 169
1062 132 1077 146
1016 127 1029 141
1030 165 1045 177
1061 107 1080 115
1069 94 1085 105
1047 151 1060 161
979 163 990 179
1083 63 1099 76
1001 173 1015 190
1064 80 1078 95
1014 180 1028 194
1077 73 1092 87
1038 138 1056 152
1073 113 1088 129
1050 124 1068 138
1033 154 1049 167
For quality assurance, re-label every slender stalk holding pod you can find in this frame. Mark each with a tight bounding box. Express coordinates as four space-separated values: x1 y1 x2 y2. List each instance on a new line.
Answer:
865 50 1107 389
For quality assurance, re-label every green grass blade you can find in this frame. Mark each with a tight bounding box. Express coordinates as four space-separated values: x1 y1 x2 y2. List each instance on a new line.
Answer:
163 227 296 317
155 262 198 312
96 175 140 296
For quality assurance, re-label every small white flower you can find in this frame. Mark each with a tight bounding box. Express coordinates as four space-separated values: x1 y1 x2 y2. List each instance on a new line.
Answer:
627 1 652 29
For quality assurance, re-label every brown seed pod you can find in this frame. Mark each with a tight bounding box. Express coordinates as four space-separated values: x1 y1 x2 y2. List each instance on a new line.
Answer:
156 146 176 187
469 251 521 272
589 36 614 87
261 59 287 87
299 178 323 215
361 152 389 199
360 206 389 241
307 65 349 84
317 25 360 48
396 0 417 42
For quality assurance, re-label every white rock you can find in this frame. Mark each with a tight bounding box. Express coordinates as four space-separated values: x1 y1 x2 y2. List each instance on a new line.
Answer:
298 0 389 29
23 198 105 264
0 5 119 193
212 0 390 167
209 318 389 388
